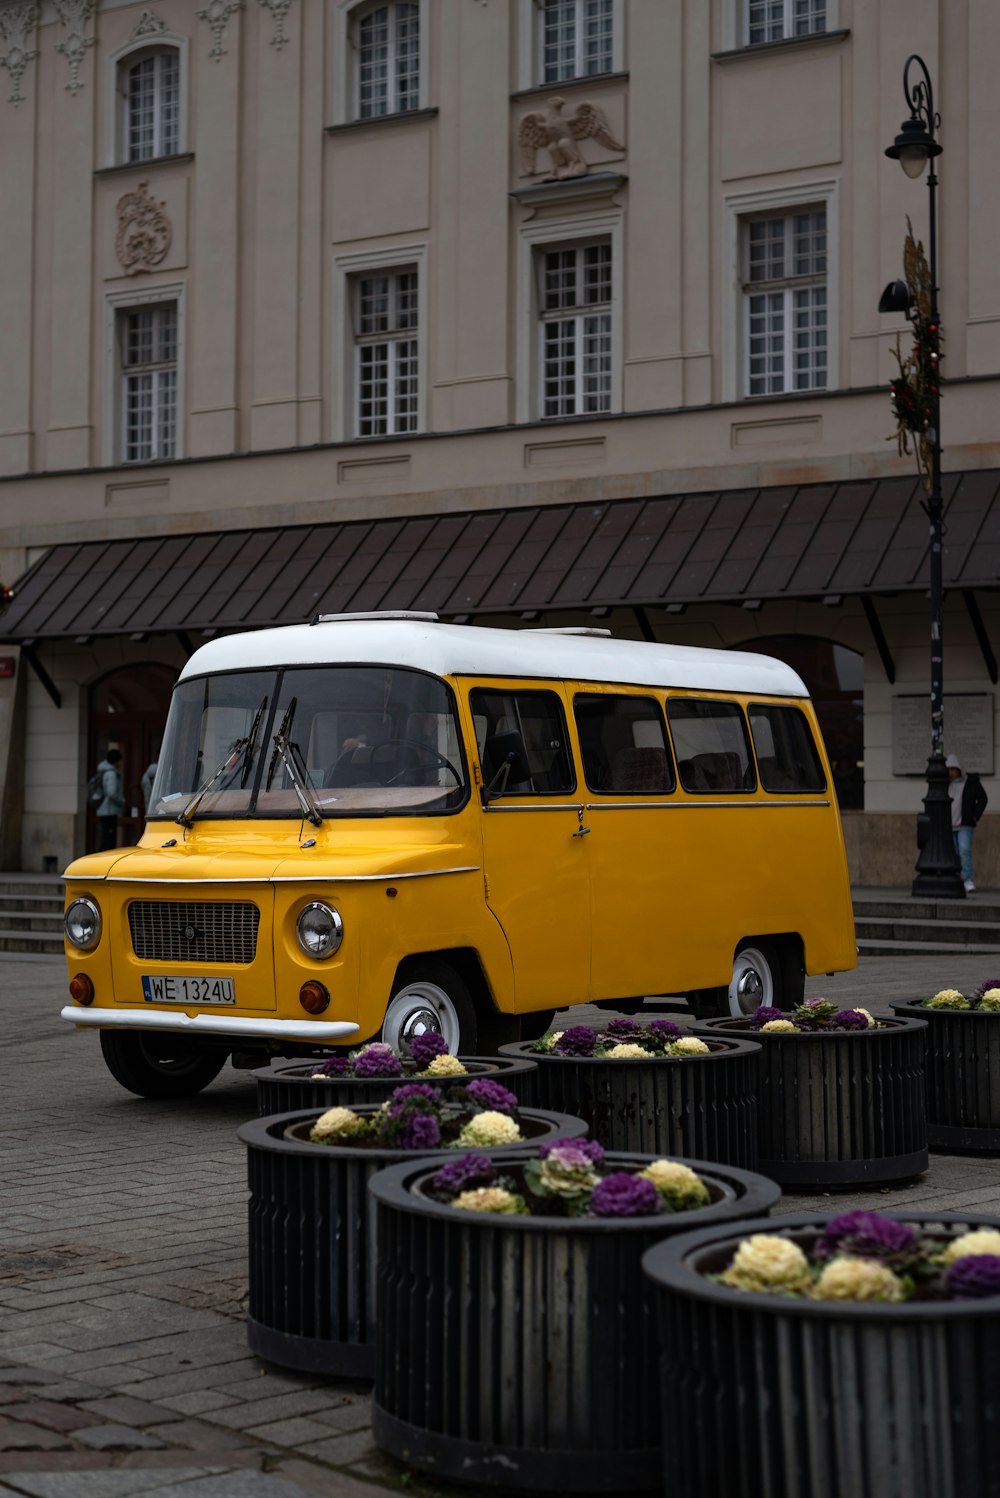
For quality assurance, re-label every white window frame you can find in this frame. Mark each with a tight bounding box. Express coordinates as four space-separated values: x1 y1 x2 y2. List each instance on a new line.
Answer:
331 244 428 441
722 181 838 405
103 283 186 465
537 241 614 419
721 0 838 51
517 0 624 91
332 0 429 126
104 34 189 168
516 210 623 424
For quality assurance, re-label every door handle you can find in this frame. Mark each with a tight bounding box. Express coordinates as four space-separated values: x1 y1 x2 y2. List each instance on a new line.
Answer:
572 825 591 837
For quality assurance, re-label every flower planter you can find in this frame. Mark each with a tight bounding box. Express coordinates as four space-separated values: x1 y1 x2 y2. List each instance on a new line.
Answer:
253 1054 538 1116
238 1102 587 1378
643 1211 1000 1498
893 1000 1000 1150
370 1151 781 1494
694 1016 928 1187
499 1035 761 1169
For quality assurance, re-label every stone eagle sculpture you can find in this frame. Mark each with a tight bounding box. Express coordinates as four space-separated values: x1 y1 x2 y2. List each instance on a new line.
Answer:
518 96 624 180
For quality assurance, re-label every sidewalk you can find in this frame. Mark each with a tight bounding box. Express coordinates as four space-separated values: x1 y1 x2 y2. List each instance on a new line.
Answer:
3 952 1000 1497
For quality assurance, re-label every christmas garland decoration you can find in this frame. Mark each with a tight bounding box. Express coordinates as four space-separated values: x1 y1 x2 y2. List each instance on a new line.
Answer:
888 217 941 491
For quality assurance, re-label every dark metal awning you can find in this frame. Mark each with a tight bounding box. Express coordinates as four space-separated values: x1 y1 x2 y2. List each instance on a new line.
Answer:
3 468 999 643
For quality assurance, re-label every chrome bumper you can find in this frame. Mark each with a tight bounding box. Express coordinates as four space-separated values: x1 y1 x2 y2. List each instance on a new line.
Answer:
60 1006 360 1042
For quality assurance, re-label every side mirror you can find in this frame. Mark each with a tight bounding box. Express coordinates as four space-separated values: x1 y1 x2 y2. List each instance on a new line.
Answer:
481 733 531 805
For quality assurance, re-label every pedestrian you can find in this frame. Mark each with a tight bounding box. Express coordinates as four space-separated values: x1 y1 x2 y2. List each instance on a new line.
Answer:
94 748 126 852
140 760 158 814
946 751 988 892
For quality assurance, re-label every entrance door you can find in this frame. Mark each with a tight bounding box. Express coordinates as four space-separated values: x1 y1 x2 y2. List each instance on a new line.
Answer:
88 663 176 852
469 684 590 1010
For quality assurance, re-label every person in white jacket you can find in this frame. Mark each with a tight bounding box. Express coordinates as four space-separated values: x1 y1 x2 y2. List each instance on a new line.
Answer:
95 749 125 852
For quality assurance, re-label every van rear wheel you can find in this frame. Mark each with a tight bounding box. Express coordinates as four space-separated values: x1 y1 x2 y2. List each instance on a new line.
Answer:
382 961 478 1056
99 1030 227 1099
689 939 799 1020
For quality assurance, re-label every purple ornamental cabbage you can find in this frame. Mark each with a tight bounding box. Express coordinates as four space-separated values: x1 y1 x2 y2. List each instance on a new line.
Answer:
539 1137 605 1164
749 1006 786 1031
385 1082 440 1114
815 1210 918 1262
590 1172 661 1218
314 1055 350 1075
409 1031 451 1069
352 1046 404 1078
649 1019 683 1041
945 1254 1000 1300
977 978 1000 999
832 1009 871 1031
605 1018 646 1038
553 1025 599 1057
465 1078 519 1112
429 1152 497 1196
400 1113 442 1151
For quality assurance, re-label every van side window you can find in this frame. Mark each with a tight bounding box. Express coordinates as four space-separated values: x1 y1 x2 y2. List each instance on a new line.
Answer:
667 699 756 793
574 694 674 794
748 704 827 793
470 689 575 795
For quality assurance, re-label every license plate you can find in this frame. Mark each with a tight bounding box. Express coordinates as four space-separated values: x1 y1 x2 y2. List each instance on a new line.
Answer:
141 975 236 1005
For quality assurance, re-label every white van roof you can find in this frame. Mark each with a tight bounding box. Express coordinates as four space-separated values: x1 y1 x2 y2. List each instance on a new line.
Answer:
178 617 808 698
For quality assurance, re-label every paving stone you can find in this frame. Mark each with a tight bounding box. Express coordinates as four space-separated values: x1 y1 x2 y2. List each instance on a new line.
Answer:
243 1415 343 1446
6 1400 93 1433
148 1473 341 1497
0 1471 212 1496
74 1423 168 1451
76 1394 177 1428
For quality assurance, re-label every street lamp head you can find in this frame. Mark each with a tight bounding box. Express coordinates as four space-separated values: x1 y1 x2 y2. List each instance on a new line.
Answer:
886 114 941 178
878 278 915 316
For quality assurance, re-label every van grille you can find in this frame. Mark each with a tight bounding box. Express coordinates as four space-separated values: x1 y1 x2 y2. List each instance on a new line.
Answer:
128 901 260 965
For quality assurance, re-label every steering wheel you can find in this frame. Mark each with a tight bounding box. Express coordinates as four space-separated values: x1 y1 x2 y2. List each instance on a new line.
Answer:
374 738 462 787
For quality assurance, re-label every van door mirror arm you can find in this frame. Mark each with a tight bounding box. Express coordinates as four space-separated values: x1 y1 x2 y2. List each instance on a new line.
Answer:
481 754 515 807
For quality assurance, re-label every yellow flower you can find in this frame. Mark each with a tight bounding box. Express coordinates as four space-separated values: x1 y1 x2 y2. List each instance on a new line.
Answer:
640 1159 711 1208
457 1111 522 1147
719 1235 812 1294
979 989 1000 1012
761 1019 799 1033
812 1257 906 1303
309 1106 369 1142
606 1042 649 1059
422 1053 468 1076
451 1187 526 1215
669 1037 710 1055
941 1229 1000 1264
926 989 970 1010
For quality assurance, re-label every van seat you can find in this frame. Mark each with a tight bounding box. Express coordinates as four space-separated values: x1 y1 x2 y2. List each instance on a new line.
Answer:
681 751 744 792
610 747 670 793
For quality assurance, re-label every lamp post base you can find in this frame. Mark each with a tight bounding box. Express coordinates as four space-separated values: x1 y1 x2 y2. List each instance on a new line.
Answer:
912 752 966 899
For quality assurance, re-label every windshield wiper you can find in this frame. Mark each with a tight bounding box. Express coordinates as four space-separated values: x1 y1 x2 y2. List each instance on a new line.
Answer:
240 697 268 789
272 730 323 827
267 698 296 790
176 744 245 827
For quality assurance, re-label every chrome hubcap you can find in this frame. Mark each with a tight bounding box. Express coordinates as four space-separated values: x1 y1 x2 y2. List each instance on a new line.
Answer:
736 969 763 1005
399 1007 442 1045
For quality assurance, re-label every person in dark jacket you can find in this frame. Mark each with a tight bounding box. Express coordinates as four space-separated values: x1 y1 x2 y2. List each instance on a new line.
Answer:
946 752 988 892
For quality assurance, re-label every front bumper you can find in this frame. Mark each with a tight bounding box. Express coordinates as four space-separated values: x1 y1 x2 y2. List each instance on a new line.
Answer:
60 1006 360 1042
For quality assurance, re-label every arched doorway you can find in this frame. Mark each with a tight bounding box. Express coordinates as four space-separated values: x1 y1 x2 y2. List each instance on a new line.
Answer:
732 637 864 809
88 663 176 849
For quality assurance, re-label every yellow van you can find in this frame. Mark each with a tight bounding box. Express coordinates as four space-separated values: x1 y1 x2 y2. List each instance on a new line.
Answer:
62 614 856 1096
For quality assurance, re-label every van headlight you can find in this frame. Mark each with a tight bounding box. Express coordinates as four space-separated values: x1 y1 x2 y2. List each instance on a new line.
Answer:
65 897 102 951
296 902 343 959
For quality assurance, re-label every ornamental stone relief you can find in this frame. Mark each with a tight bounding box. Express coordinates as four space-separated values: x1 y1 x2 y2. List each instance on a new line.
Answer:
197 0 242 62
54 0 96 96
0 3 40 108
130 9 167 39
518 97 624 180
258 0 294 51
115 181 172 276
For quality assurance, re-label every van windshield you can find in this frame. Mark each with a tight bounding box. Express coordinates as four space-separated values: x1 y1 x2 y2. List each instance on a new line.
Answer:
147 666 468 820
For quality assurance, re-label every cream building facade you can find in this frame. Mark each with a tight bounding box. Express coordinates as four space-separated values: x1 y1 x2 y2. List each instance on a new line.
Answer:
0 0 998 882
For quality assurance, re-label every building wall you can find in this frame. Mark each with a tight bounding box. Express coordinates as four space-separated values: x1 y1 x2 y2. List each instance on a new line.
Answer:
0 0 997 879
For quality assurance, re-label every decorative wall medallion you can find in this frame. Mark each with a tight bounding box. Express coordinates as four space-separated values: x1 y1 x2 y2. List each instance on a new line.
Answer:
0 3 40 108
130 9 167 38
115 181 173 275
197 0 242 62
258 0 293 51
54 0 97 96
518 97 624 179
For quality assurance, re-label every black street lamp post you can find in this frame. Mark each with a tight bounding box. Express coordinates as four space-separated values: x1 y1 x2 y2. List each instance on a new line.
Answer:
882 54 964 899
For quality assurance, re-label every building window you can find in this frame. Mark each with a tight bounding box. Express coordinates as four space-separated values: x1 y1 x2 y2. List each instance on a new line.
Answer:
119 302 178 462
746 0 825 45
353 1 420 119
743 209 827 396
120 48 180 162
353 269 419 436
540 0 613 82
539 242 612 418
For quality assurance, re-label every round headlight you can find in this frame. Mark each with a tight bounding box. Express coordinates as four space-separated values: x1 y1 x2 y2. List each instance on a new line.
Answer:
65 897 101 951
296 901 343 959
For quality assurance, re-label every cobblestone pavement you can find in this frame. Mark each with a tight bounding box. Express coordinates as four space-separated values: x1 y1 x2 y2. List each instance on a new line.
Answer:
3 953 1000 1496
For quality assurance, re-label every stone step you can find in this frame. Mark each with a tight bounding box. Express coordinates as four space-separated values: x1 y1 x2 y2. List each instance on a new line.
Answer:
857 937 1000 959
0 878 65 900
854 898 1000 924
855 916 1000 947
0 910 64 932
0 930 65 955
0 894 65 913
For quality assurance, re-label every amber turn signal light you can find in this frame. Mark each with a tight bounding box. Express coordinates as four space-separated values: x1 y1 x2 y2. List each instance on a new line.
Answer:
299 980 330 1015
69 973 95 1006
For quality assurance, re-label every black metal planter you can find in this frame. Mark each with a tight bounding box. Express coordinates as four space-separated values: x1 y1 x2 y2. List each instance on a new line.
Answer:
499 1037 761 1168
370 1152 781 1494
693 1016 928 1187
643 1212 1000 1498
893 1001 1000 1150
253 1054 538 1116
238 1103 587 1379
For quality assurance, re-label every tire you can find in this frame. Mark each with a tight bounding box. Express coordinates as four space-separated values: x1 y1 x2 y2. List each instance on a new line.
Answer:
99 1029 228 1099
382 960 479 1055
689 939 799 1020
517 1009 556 1042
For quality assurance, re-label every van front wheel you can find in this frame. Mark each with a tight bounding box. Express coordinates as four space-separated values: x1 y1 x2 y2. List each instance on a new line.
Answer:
382 961 478 1056
99 1030 227 1099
